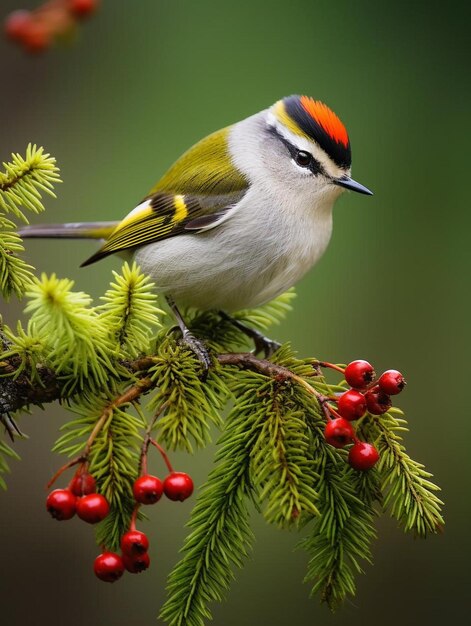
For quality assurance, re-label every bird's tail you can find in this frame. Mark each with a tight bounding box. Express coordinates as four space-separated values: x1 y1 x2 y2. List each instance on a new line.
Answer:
18 221 119 240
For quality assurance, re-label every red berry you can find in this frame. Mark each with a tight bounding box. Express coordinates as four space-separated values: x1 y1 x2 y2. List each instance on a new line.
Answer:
21 21 51 54
120 530 149 556
46 489 76 520
69 0 99 18
348 442 379 470
365 387 392 415
337 389 367 421
133 475 163 505
324 418 355 448
163 472 194 502
378 369 406 395
344 360 376 390
122 552 150 574
94 552 124 583
76 493 110 523
69 471 96 496
4 10 33 41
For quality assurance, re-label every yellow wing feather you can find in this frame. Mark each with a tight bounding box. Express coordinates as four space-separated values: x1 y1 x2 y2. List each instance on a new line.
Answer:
81 126 248 266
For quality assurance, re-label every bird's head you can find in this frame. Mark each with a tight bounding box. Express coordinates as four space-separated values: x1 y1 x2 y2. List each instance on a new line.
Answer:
239 95 372 202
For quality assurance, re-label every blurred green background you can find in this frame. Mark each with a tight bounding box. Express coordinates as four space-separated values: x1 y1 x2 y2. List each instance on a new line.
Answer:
1 0 469 624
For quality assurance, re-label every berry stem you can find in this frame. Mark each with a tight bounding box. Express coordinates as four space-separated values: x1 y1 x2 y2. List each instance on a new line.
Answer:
47 455 85 489
149 438 174 474
138 400 171 476
313 360 345 374
325 404 343 420
129 505 139 532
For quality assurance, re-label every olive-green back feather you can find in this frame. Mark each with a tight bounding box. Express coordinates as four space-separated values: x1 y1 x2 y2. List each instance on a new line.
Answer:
151 127 247 195
81 126 248 266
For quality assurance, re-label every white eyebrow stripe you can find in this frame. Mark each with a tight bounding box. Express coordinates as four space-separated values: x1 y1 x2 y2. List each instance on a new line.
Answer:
266 111 346 178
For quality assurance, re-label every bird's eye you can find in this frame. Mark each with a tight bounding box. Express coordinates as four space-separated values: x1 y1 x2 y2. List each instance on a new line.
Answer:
294 150 312 168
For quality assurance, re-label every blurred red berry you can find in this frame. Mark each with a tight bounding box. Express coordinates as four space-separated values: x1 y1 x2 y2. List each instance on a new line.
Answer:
344 360 376 390
337 389 367 421
21 20 51 54
133 474 163 505
69 0 99 18
348 442 379 471
122 552 150 574
93 552 124 582
46 489 76 520
365 387 392 415
76 493 110 523
163 472 194 502
324 418 355 448
69 471 96 496
120 530 149 556
378 369 406 395
4 10 33 41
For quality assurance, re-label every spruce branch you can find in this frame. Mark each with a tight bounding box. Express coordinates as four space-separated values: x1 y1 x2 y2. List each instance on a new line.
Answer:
0 144 61 221
359 409 444 536
24 274 118 394
0 215 35 300
146 338 229 452
301 459 377 610
0 438 21 490
97 261 164 358
53 378 155 550
0 145 60 299
159 379 258 626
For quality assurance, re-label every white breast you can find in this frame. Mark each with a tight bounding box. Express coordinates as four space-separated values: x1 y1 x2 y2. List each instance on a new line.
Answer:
134 191 333 311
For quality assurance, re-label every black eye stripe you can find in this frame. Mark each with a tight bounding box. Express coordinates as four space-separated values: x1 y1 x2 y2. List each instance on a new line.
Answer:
267 125 324 175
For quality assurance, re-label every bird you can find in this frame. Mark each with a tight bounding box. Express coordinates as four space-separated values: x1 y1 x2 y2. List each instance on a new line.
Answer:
20 94 373 366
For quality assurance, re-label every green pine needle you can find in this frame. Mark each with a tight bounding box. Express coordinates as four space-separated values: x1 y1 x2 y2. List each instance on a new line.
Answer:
147 336 229 452
54 394 144 551
360 409 444 536
0 144 61 222
301 459 377 610
0 320 47 384
0 438 21 490
24 274 118 394
0 216 35 300
159 385 256 626
97 261 164 358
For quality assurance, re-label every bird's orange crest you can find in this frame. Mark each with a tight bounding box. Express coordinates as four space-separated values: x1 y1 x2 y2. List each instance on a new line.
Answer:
299 96 349 148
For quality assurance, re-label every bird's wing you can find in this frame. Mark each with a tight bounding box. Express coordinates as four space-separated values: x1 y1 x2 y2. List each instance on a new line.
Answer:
81 127 248 267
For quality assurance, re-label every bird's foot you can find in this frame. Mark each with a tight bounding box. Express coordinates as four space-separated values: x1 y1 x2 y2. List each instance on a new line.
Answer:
178 330 212 379
251 332 282 359
219 311 281 358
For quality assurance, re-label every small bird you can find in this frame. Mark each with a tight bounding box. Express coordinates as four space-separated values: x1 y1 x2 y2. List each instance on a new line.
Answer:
20 95 372 362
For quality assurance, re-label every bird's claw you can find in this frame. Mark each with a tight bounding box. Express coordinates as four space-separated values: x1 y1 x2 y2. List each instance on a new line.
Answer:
252 334 282 359
179 330 212 380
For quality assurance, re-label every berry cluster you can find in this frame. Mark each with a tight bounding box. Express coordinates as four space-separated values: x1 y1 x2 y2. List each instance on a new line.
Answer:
4 0 99 54
320 360 406 470
45 436 194 583
46 467 109 523
94 468 194 583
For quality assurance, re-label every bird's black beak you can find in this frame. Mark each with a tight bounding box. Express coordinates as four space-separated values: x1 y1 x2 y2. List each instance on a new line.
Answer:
335 175 373 196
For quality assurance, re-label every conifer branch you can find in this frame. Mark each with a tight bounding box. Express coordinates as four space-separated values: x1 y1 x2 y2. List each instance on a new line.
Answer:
146 338 228 452
0 438 21 490
301 458 377 610
24 274 118 394
160 377 258 626
358 410 444 536
0 145 61 299
0 144 61 221
97 262 164 357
